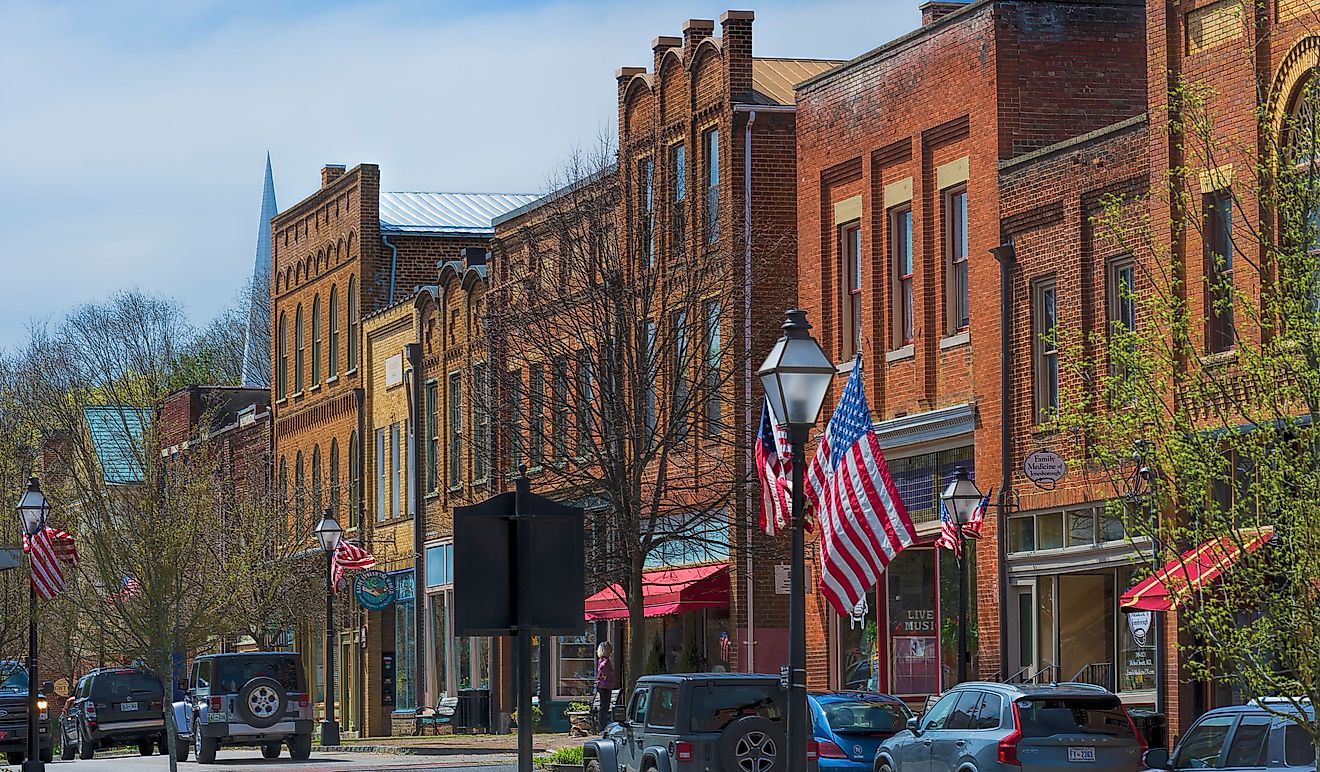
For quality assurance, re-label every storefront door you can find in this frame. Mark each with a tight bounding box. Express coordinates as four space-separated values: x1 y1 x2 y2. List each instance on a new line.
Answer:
1007 584 1035 680
339 630 359 732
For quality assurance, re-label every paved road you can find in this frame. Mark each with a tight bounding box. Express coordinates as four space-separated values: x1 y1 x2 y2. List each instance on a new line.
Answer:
1 750 520 772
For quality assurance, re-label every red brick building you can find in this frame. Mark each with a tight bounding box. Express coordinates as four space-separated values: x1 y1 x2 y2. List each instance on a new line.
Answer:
793 0 1146 703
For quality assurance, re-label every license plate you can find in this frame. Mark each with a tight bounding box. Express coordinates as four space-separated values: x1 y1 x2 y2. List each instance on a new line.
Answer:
1068 747 1096 762
121 702 137 711
208 712 226 723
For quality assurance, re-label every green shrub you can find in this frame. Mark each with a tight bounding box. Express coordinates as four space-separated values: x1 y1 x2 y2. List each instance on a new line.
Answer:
544 746 584 766
565 701 592 715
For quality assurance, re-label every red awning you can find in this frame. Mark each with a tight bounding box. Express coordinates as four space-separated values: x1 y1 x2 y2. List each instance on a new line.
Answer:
585 564 730 620
1120 526 1274 612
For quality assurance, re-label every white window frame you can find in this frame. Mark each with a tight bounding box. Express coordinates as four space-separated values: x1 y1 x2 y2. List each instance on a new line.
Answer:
1032 277 1059 423
841 221 863 359
945 187 970 334
891 206 915 348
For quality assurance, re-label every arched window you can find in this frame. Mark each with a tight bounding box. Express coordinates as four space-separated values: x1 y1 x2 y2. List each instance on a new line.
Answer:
294 304 305 393
311 445 322 516
347 276 359 371
329 438 340 515
311 296 322 387
276 312 288 399
294 451 305 524
329 286 340 378
1285 74 1320 313
347 430 360 528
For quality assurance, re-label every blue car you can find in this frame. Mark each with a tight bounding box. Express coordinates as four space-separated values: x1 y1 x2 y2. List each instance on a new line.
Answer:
810 692 913 770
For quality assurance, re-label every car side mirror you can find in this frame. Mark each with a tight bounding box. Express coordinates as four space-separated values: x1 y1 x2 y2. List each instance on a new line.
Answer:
906 716 921 735
1143 748 1171 769
41 681 53 695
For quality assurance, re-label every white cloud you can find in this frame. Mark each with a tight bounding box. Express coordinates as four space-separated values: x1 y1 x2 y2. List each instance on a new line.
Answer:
0 0 915 348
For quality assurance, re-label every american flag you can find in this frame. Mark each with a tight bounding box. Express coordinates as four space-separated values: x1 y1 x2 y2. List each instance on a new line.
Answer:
963 488 992 540
106 576 142 603
935 499 962 558
23 526 77 600
806 359 916 616
331 540 376 594
755 400 792 536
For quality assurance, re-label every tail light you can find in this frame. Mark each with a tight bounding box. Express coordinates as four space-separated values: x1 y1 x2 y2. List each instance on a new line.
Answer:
998 701 1023 766
209 696 222 712
807 741 820 760
816 740 848 759
676 741 694 762
85 702 97 725
292 692 309 708
1124 708 1148 755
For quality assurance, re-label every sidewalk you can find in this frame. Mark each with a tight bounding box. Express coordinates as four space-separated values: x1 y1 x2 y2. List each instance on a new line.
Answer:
327 731 578 757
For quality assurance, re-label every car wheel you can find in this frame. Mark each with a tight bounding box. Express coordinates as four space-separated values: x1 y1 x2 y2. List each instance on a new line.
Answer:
78 725 95 760
5 752 23 765
195 721 219 764
60 739 76 761
139 737 156 756
173 733 190 762
719 715 786 772
877 761 894 772
289 732 312 761
236 676 288 729
262 741 283 759
586 760 602 772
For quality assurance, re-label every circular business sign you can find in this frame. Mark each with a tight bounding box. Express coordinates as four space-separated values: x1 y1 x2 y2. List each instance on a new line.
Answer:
1023 449 1067 489
53 678 69 696
354 570 396 611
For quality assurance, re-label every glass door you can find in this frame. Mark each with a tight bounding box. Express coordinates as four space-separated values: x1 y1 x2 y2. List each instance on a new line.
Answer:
1007 584 1035 681
339 630 358 732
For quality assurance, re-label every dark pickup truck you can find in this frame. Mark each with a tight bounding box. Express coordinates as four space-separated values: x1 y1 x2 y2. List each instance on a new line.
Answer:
0 660 54 766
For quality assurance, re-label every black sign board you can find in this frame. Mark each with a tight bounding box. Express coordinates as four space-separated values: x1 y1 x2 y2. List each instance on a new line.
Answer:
381 653 395 710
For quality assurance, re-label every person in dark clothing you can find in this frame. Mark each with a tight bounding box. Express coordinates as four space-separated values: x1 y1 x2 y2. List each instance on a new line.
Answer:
595 641 616 731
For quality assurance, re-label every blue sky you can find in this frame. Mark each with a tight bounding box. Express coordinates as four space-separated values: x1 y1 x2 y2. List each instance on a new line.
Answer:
0 0 916 348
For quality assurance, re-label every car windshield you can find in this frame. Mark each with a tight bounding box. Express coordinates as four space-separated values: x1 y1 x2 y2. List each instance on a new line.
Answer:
91 672 162 701
214 656 304 693
691 683 783 732
822 699 911 734
0 663 28 694
1015 697 1134 738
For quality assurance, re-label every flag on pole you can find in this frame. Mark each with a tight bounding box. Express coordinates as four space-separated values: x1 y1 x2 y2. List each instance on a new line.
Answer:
756 400 792 536
331 541 376 594
806 358 917 616
106 576 142 603
23 526 77 600
963 487 992 539
935 499 962 558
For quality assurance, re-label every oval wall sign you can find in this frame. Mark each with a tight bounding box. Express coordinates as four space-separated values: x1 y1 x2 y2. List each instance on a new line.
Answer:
1023 449 1067 488
354 570 396 611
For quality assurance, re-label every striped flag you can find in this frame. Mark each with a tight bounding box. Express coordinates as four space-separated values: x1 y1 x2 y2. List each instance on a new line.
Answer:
23 526 77 600
963 488 992 540
806 359 917 616
331 541 376 594
106 576 142 603
756 400 792 536
935 499 962 558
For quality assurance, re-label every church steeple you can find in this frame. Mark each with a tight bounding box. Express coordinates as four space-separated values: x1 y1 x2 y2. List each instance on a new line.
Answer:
242 153 278 387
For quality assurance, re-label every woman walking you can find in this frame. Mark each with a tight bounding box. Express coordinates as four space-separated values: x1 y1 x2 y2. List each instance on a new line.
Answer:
595 641 617 731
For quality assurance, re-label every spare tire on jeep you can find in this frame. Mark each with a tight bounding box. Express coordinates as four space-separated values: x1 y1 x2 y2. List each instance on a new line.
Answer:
718 715 785 772
236 676 287 729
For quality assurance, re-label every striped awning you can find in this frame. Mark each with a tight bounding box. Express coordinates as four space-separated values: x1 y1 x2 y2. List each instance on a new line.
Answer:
1120 526 1274 612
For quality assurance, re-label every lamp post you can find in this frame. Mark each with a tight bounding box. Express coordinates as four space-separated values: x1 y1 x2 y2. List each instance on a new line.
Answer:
16 477 48 772
757 309 835 772
314 510 343 748
1123 441 1164 719
940 467 981 684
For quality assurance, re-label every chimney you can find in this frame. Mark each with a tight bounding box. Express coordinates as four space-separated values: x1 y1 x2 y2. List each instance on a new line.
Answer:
461 247 488 269
653 35 681 74
920 1 966 25
721 11 755 101
681 18 715 58
321 164 346 187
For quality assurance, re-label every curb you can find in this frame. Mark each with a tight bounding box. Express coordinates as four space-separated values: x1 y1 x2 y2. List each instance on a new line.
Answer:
322 744 539 756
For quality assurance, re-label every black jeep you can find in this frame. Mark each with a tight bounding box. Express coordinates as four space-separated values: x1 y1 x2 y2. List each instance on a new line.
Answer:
0 660 53 766
60 666 166 760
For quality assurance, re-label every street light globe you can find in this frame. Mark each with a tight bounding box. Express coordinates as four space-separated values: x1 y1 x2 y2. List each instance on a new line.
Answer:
939 467 982 525
757 309 835 428
314 510 342 554
15 477 48 537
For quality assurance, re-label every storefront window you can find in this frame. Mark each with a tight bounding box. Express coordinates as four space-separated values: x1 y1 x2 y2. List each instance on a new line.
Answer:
394 572 416 711
555 631 596 699
1067 510 1094 546
1038 576 1057 677
1038 513 1064 550
938 546 976 690
837 589 880 691
1057 574 1114 687
1100 511 1126 542
890 447 974 525
704 610 733 672
1118 567 1156 692
428 593 448 697
1008 516 1035 553
888 549 938 695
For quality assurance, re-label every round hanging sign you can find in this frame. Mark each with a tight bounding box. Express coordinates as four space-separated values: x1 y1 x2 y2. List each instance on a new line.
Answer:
354 570 396 611
1023 449 1067 489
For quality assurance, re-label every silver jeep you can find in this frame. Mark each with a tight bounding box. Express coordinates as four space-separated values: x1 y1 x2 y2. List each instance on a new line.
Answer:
172 651 315 764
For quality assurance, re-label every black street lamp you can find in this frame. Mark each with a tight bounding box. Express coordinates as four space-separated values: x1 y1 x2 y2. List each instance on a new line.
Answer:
16 477 48 772
757 309 835 772
940 467 980 684
314 510 343 748
1122 441 1164 718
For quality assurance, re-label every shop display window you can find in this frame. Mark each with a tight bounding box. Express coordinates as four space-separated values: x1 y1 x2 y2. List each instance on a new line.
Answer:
888 549 938 695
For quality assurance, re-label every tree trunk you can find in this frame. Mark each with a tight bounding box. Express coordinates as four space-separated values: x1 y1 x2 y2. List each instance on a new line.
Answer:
626 556 646 694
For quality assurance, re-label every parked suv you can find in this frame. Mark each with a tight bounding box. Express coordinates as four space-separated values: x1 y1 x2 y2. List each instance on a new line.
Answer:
0 660 53 766
585 673 819 772
60 666 166 760
875 682 1145 772
172 651 314 764
1143 700 1314 772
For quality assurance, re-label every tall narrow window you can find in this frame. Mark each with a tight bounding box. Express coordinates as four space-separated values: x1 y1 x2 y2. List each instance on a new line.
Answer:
474 363 489 481
1108 257 1137 338
347 276 358 371
278 457 288 519
311 295 322 386
401 418 410 516
842 223 862 358
1205 191 1235 352
704 128 720 244
328 286 340 379
703 300 722 435
426 381 439 494
946 188 970 333
329 439 340 515
509 370 524 469
645 321 657 437
348 431 360 528
294 304 305 392
1034 278 1059 422
529 365 545 466
277 312 288 399
672 310 689 440
311 445 322 515
575 351 594 457
638 158 655 265
552 357 569 461
892 207 914 347
295 452 305 523
449 372 463 486
390 422 401 517
671 144 686 259
376 428 387 521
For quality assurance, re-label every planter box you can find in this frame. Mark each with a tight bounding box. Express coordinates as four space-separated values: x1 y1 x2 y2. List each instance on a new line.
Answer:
567 710 594 737
547 763 582 772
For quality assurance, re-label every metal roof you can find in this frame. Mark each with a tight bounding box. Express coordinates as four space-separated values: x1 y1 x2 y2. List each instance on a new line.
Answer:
750 58 843 105
83 406 150 485
379 192 540 235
